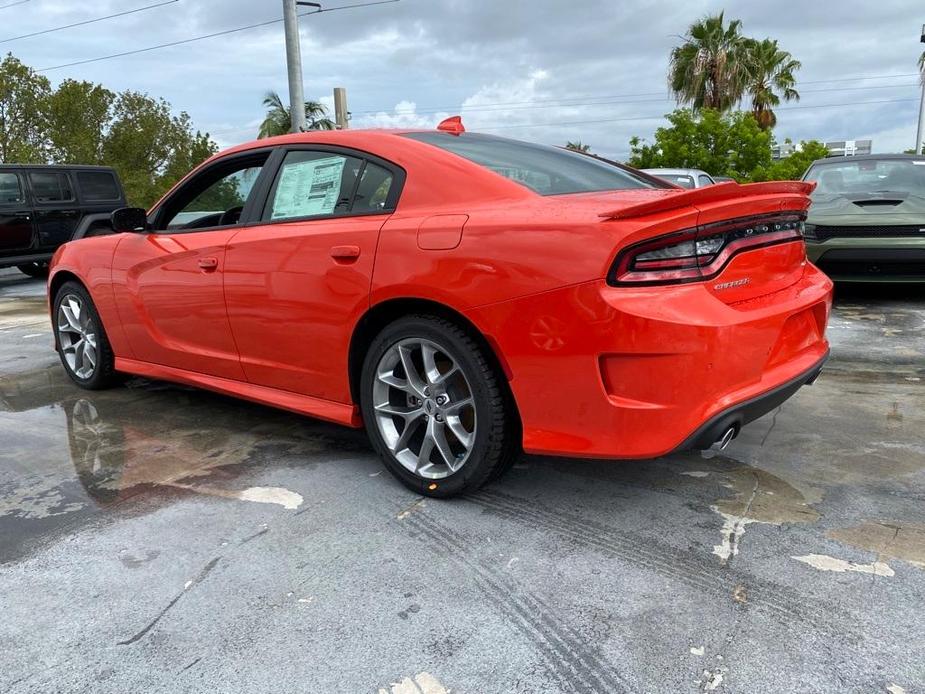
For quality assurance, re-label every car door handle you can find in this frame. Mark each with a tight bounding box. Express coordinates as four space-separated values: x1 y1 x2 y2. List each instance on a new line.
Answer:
330 245 361 262
198 257 219 271
13 212 31 219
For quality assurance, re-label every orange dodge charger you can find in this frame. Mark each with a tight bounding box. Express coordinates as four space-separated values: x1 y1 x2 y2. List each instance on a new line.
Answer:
48 119 832 497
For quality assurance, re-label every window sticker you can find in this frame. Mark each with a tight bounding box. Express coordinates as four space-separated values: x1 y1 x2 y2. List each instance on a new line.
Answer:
271 156 346 219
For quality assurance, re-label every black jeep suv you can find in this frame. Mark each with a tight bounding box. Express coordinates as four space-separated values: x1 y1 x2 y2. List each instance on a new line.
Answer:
0 165 126 278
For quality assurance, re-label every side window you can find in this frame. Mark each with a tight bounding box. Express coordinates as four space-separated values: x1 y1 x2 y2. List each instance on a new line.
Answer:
353 162 394 213
698 174 715 187
159 156 268 231
0 172 24 204
30 171 74 203
264 151 363 222
77 171 120 202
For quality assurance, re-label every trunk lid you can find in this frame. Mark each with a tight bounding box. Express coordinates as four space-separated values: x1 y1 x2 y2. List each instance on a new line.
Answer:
599 181 815 303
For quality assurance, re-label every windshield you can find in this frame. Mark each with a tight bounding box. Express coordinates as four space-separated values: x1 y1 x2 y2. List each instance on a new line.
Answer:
805 158 925 195
403 132 659 195
652 173 695 188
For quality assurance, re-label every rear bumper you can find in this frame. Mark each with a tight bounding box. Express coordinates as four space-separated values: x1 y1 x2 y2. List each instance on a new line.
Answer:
468 263 833 459
673 351 827 452
807 238 925 282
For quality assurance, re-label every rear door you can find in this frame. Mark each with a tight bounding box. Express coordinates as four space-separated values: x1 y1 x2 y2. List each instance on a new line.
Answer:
29 170 80 250
224 147 403 402
0 170 35 253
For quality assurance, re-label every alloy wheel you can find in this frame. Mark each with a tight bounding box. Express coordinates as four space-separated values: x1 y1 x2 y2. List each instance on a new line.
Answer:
372 338 477 479
57 294 98 380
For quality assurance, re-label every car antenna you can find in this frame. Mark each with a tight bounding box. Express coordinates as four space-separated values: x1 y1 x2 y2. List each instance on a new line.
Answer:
436 116 465 135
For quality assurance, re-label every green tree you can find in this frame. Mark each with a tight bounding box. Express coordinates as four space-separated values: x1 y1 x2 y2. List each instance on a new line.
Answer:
668 12 752 111
565 140 591 153
45 79 115 164
0 53 51 163
103 91 218 207
257 91 334 138
628 108 772 181
746 39 801 130
751 140 829 181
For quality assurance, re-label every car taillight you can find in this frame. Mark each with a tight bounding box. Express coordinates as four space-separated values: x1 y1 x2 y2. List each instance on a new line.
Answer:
608 213 805 286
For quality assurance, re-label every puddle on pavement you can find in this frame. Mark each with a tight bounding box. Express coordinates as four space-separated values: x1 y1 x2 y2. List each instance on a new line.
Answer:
710 463 821 525
676 456 821 563
0 296 47 329
829 522 925 570
0 365 370 556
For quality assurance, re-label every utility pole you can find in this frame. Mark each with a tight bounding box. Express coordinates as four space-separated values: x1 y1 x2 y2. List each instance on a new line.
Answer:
282 0 397 133
333 87 349 129
917 23 925 155
282 0 320 133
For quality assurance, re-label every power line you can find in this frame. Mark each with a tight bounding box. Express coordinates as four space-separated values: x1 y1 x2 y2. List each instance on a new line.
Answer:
347 82 922 118
0 0 179 45
477 98 921 131
797 72 920 85
0 0 30 10
36 0 400 72
209 96 921 140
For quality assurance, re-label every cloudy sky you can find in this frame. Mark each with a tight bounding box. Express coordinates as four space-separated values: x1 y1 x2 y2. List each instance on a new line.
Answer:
3 0 924 158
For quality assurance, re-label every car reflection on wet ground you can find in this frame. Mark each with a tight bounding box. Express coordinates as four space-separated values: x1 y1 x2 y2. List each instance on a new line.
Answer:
1 268 923 693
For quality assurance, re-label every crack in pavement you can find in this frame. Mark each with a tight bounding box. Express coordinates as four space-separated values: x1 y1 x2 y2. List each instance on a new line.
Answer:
759 406 782 447
117 556 221 646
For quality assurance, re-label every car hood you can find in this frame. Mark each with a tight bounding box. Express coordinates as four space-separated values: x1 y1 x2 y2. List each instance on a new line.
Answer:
808 191 925 225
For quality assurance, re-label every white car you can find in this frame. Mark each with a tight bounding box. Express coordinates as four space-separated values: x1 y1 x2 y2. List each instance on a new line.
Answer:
641 168 716 189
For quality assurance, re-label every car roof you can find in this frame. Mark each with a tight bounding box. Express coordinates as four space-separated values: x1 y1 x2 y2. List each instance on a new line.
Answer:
154 128 540 215
0 164 118 172
807 153 925 167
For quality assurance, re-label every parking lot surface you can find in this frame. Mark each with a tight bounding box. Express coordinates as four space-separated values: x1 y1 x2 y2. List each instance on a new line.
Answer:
1 267 923 693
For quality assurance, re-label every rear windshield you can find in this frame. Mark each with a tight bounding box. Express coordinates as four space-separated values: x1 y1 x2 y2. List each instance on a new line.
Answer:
805 158 925 195
403 132 658 196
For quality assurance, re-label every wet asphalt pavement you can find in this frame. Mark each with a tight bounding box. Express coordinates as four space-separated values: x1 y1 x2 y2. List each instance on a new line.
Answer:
0 267 923 694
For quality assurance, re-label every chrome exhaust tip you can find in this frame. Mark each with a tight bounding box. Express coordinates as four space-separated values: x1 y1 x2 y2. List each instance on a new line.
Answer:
700 426 737 459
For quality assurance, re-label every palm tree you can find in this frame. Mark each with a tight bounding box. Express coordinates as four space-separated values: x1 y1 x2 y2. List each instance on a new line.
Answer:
257 91 335 138
668 12 752 111
565 140 591 153
746 38 801 130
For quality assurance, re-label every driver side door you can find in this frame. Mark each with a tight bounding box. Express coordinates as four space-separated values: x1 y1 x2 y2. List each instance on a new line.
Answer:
111 148 279 380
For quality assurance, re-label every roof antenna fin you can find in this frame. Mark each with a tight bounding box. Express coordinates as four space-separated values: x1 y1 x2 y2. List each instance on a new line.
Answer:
436 116 465 135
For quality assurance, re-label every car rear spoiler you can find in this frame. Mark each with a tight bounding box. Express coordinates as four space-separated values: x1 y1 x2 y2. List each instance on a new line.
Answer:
599 181 816 220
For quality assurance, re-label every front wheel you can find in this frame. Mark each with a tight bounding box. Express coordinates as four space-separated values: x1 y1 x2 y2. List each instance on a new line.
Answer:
53 281 117 390
360 315 518 498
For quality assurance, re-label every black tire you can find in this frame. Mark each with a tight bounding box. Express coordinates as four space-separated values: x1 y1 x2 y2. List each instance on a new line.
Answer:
53 281 118 390
17 261 49 278
360 315 518 498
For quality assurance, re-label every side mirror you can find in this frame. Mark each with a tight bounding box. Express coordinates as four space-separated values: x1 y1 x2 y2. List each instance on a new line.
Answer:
111 207 148 233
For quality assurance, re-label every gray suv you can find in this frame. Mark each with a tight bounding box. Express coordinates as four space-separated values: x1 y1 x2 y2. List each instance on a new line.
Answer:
0 165 126 278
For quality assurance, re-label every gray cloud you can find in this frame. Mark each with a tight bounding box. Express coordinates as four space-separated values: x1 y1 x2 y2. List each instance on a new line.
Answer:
4 0 923 156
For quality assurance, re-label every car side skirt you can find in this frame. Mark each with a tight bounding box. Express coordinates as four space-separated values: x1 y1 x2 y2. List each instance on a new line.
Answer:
114 357 362 428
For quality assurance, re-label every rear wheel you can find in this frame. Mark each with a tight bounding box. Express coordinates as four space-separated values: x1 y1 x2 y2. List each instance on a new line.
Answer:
360 315 517 497
53 281 117 390
17 261 49 278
